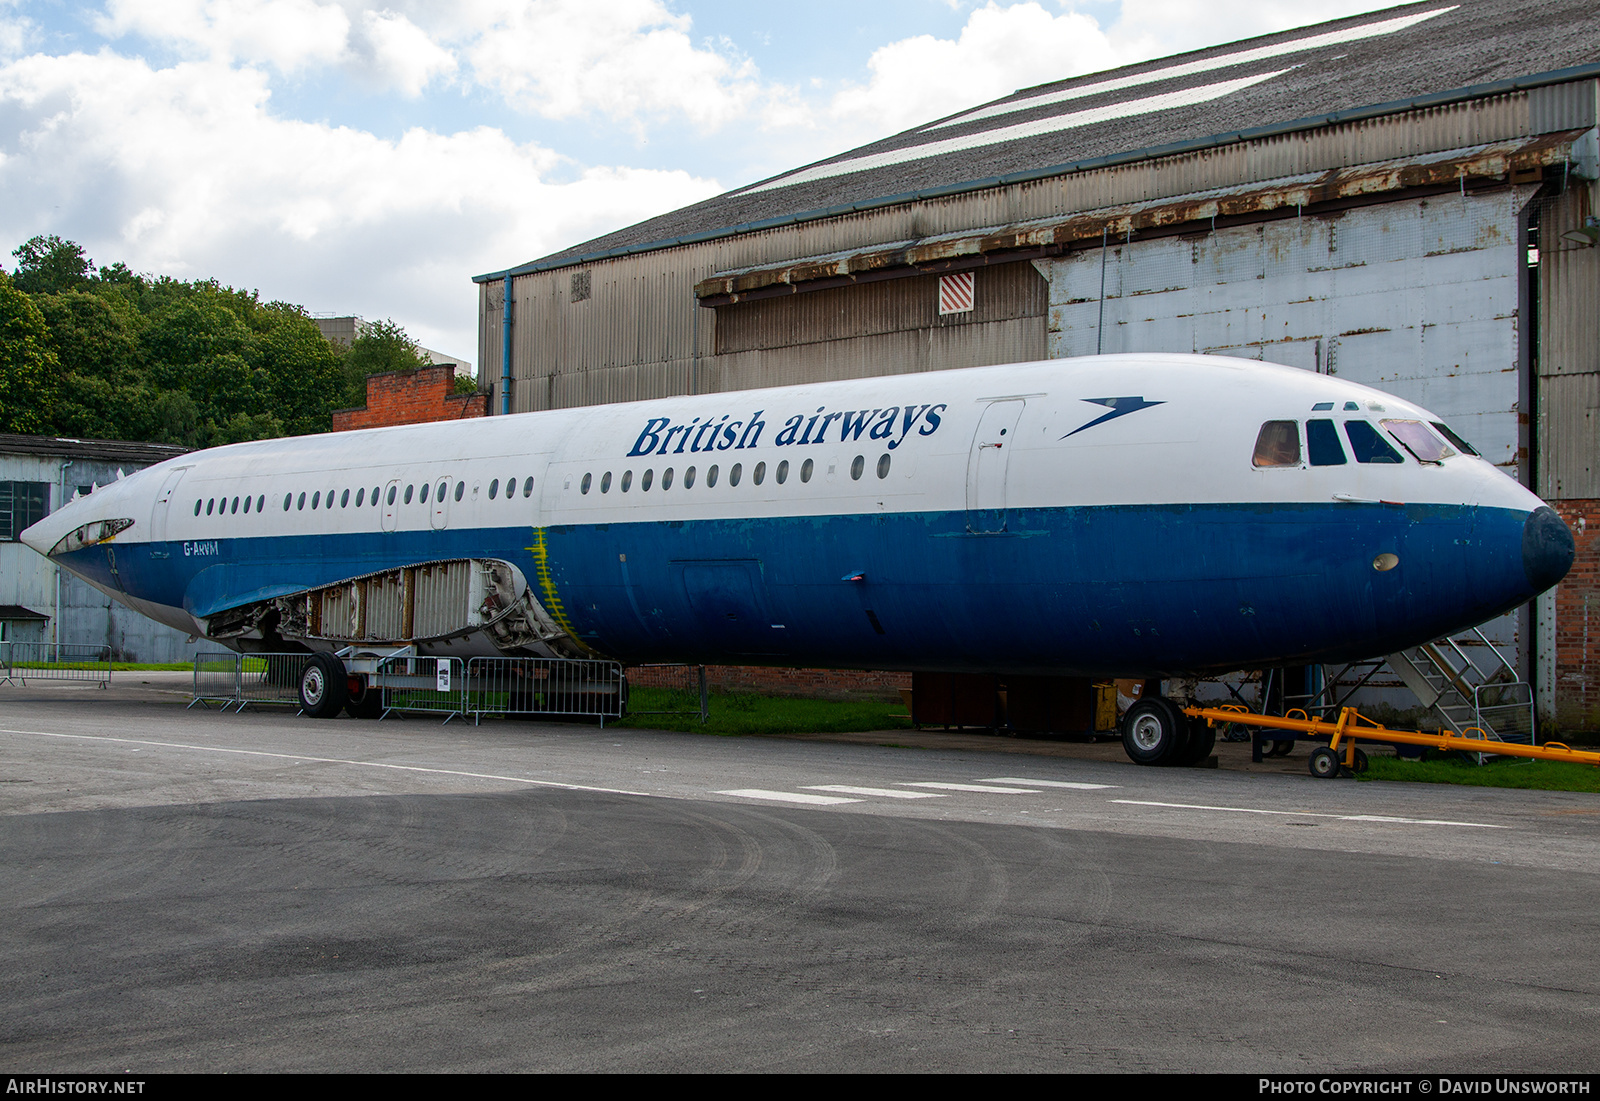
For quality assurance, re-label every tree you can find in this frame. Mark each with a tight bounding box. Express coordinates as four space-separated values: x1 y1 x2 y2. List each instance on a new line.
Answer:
35 289 150 441
344 318 431 402
0 270 62 433
11 235 96 295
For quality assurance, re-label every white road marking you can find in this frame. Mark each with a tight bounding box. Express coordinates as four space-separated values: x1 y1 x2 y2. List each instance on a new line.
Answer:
903 782 1040 794
716 789 861 806
806 785 946 799
0 726 656 797
978 777 1116 790
1112 800 1508 829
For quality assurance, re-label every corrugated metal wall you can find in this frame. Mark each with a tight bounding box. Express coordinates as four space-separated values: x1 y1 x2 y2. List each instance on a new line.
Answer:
478 87 1600 414
1536 180 1600 500
1035 187 1537 476
701 264 1046 389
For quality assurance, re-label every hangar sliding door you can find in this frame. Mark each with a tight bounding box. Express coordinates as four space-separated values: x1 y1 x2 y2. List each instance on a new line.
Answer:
1033 186 1538 688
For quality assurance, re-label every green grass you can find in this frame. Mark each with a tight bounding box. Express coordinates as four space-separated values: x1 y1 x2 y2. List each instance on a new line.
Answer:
619 687 913 736
1359 752 1600 793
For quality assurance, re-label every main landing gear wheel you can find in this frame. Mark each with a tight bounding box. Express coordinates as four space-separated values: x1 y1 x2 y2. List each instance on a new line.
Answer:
1179 716 1216 766
1121 697 1189 766
299 652 349 718
1308 746 1343 779
344 676 383 719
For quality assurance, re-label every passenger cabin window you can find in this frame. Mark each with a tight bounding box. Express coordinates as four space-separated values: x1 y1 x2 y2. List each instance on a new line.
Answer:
1383 420 1452 464
1306 420 1347 466
455 481 464 501
489 479 499 499
522 477 534 497
662 468 674 490
1344 420 1403 464
1252 421 1300 467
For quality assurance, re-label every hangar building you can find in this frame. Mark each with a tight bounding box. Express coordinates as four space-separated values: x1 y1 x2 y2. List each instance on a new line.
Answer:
475 0 1600 730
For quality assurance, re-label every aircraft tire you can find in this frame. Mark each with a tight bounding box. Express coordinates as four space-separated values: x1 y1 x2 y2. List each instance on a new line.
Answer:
1308 745 1342 779
1178 717 1216 765
299 652 349 719
344 677 383 719
1120 697 1188 766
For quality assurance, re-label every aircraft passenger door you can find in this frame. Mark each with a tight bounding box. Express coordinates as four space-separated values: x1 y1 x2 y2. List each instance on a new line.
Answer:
148 466 191 552
966 400 1026 534
431 475 452 530
382 480 400 532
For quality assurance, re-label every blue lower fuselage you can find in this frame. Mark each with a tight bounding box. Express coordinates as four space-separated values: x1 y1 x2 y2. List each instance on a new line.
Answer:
60 500 1540 677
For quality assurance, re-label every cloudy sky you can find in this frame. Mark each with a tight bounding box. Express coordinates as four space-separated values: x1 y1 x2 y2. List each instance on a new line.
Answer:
0 0 1401 368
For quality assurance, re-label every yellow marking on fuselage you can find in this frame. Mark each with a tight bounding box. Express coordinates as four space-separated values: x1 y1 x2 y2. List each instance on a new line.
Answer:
527 527 595 656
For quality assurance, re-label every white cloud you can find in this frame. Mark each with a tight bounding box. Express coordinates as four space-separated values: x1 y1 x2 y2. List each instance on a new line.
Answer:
0 49 720 360
350 9 457 97
97 0 351 73
461 0 759 129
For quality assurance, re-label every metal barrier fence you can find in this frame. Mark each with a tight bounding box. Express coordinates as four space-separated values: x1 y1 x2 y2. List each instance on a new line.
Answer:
622 664 708 723
189 650 628 725
191 652 312 710
464 656 625 724
0 642 112 687
375 655 468 723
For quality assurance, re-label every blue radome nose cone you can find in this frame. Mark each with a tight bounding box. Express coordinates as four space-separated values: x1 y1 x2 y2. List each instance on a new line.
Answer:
1523 506 1575 593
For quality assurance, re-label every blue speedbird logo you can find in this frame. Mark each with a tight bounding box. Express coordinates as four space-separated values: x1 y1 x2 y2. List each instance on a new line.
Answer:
1061 396 1164 438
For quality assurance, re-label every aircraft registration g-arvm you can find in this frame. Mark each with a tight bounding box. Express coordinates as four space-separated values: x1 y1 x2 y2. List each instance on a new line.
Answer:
21 353 1574 765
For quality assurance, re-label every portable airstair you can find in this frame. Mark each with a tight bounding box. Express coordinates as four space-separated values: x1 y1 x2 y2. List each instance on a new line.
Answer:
1383 626 1535 745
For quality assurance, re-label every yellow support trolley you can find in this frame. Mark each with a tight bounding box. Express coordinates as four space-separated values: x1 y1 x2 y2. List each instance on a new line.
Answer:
1183 703 1600 779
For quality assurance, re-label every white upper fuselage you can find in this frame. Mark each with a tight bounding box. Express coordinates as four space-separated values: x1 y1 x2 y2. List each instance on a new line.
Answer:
29 354 1538 555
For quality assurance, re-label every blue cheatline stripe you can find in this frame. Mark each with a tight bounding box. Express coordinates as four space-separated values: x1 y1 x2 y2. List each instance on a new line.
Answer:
63 501 1534 676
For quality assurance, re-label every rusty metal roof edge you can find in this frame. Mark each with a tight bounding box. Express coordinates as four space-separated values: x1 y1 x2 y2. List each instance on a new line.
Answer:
694 134 1578 296
472 62 1600 286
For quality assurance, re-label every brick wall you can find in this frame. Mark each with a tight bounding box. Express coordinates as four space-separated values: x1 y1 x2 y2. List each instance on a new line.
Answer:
332 366 487 431
1551 499 1600 732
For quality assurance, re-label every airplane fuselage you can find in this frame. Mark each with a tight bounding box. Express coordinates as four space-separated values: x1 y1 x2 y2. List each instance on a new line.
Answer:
22 354 1573 678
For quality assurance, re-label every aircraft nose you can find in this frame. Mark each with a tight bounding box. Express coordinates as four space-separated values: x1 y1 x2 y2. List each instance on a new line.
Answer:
1523 506 1575 594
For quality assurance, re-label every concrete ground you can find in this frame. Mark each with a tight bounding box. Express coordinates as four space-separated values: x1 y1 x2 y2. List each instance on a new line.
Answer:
2 677 1597 1073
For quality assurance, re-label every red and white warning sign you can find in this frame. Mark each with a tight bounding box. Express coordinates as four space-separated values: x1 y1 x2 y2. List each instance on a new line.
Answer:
938 271 974 315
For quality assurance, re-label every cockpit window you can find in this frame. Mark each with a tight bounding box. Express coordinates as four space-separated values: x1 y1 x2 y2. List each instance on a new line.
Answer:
1383 419 1452 464
1252 421 1300 467
1344 420 1404 463
1430 421 1480 457
1306 420 1347 466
